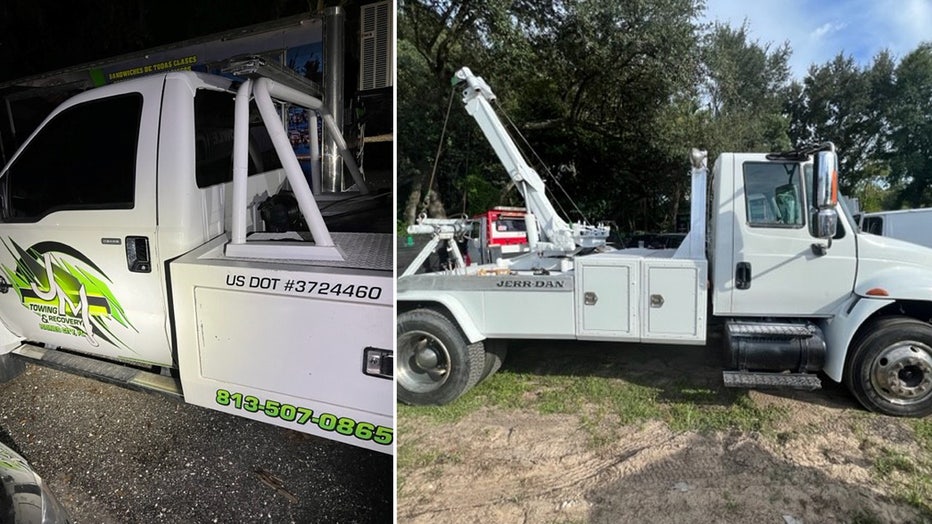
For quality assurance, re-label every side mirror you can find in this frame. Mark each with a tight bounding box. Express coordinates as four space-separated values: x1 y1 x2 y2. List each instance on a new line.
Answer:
813 150 839 209
812 149 839 240
815 209 838 238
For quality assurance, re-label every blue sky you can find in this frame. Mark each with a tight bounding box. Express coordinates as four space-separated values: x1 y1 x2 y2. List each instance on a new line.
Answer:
702 0 932 79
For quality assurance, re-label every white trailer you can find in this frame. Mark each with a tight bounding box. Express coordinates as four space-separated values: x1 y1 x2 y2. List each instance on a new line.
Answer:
860 207 932 249
397 67 932 418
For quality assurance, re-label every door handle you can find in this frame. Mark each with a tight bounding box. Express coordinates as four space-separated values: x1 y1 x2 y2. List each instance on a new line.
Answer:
735 262 751 290
126 236 151 273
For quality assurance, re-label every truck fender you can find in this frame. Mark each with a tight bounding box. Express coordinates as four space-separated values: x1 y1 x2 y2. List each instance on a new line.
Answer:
855 266 932 301
820 295 895 382
397 291 484 344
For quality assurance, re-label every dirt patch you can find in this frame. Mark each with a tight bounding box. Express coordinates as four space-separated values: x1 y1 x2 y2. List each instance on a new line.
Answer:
398 342 929 523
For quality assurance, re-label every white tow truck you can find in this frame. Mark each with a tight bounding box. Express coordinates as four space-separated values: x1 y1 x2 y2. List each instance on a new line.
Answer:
0 66 393 453
397 67 932 418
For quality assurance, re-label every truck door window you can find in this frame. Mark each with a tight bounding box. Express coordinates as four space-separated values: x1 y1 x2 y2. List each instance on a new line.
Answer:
743 162 804 228
1 94 141 221
194 89 281 188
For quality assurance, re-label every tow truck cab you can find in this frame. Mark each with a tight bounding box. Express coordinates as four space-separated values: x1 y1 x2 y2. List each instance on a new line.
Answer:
0 72 394 453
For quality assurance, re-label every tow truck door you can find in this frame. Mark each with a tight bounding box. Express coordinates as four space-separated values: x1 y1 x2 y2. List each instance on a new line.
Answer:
0 79 172 366
720 154 857 316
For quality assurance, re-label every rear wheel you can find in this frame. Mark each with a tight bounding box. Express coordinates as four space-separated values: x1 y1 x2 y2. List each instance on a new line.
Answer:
845 317 932 417
397 309 484 405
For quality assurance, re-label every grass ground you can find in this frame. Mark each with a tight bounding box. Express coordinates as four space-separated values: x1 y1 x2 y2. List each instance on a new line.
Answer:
398 339 932 521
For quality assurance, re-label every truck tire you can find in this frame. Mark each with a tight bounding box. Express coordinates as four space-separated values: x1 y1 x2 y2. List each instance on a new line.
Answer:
845 316 932 417
397 309 484 405
480 339 508 382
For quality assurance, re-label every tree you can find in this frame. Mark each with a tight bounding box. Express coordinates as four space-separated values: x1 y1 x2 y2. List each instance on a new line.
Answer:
700 22 793 155
399 2 827 233
469 0 704 231
887 44 932 208
397 0 547 224
786 52 895 196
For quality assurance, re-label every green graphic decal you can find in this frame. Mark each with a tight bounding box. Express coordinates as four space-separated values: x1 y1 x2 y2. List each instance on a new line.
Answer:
0 446 32 474
1 239 136 351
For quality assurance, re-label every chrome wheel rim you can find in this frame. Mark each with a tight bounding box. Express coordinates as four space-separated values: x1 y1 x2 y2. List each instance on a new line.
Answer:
398 330 451 393
870 341 932 405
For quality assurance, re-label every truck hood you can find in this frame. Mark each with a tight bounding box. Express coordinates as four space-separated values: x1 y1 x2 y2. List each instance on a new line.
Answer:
856 233 932 300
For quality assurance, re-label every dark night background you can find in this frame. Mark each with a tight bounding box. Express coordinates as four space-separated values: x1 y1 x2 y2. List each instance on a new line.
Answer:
0 0 394 199
0 0 328 83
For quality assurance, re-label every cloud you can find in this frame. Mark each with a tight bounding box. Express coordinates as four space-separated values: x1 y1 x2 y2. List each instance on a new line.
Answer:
703 0 932 79
810 22 846 40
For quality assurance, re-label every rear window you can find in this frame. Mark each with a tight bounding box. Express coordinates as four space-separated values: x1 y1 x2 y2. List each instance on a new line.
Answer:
194 89 282 188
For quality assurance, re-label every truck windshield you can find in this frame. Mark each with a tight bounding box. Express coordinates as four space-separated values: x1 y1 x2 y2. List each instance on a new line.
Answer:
837 193 858 232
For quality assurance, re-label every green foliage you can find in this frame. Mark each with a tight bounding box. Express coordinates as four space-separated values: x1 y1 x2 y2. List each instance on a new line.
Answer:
855 167 897 213
452 172 504 216
398 0 704 231
887 44 932 208
914 418 932 453
786 52 895 195
872 445 932 515
399 1 932 228
874 448 917 476
854 419 932 516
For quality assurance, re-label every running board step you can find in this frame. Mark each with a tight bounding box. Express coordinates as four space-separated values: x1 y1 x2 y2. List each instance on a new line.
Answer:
11 344 183 400
723 371 822 391
726 321 816 338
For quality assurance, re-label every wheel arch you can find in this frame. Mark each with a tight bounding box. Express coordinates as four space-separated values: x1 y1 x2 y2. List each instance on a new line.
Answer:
823 297 932 382
397 293 484 343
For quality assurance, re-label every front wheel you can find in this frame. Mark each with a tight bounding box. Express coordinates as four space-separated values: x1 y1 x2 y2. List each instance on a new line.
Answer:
397 309 484 405
845 316 932 417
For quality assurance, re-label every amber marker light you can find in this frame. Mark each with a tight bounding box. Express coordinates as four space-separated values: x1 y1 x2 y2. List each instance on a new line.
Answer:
865 288 890 296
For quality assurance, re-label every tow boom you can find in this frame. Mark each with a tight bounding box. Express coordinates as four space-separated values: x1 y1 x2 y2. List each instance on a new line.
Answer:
451 67 609 252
